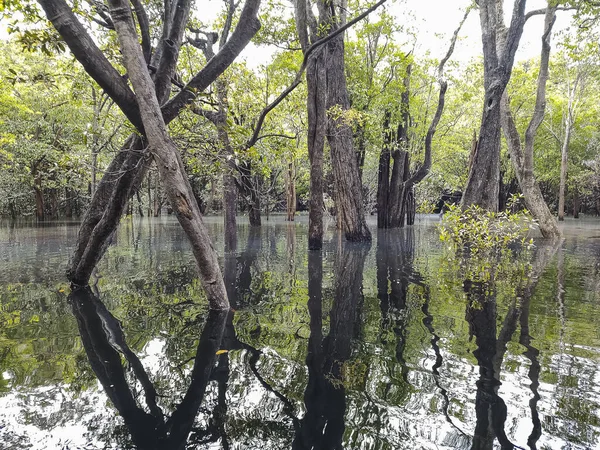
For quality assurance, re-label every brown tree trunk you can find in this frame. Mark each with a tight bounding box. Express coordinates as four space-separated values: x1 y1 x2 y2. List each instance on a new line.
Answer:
324 24 371 242
462 0 527 212
305 54 326 249
223 173 237 251
377 112 392 229
107 0 229 309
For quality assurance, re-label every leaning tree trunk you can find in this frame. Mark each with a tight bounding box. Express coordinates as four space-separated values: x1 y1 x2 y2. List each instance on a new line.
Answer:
500 6 561 238
107 0 229 310
37 0 261 284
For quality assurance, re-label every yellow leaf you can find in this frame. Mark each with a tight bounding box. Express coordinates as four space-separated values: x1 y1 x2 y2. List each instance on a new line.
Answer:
215 349 228 355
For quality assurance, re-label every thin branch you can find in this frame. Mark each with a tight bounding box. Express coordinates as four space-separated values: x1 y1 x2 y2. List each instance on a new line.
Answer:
253 133 296 143
405 6 471 187
245 0 389 149
130 0 152 63
525 6 574 22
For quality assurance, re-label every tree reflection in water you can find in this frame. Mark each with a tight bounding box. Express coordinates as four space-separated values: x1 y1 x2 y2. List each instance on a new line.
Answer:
294 241 370 450
463 242 559 450
69 287 227 450
42 224 576 450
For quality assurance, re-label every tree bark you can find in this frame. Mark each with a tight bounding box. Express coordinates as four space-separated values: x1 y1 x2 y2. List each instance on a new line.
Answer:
500 6 561 238
107 0 229 309
462 0 527 212
377 112 392 228
324 12 371 242
295 0 326 249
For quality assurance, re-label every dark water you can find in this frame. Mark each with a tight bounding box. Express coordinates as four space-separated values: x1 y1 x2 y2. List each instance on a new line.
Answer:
1 216 600 449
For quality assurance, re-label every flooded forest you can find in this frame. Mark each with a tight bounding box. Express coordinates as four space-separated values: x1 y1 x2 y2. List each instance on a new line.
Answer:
2 0 600 449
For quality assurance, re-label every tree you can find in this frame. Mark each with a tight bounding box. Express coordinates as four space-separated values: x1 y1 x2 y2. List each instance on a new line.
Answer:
27 0 262 308
500 4 562 237
294 0 386 249
462 0 528 211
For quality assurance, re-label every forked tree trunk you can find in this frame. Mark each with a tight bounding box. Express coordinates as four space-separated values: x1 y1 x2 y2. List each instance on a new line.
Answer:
377 9 465 229
500 6 561 238
107 0 229 309
462 0 527 212
38 0 261 284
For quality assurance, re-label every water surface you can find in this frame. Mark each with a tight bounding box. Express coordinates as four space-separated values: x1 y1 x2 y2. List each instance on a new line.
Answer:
1 216 599 449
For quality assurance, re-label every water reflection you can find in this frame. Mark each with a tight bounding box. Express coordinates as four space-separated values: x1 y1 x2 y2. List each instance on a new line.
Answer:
69 287 227 449
294 242 370 449
2 218 600 449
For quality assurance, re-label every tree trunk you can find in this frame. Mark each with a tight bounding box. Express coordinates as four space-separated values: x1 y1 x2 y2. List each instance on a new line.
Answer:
462 0 527 212
223 173 237 251
500 6 561 238
558 121 571 221
377 112 392 229
324 27 371 242
573 185 580 219
305 48 326 250
286 159 296 221
107 0 228 309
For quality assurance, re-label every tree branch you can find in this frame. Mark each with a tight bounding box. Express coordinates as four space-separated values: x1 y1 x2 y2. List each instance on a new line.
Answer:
154 0 193 103
130 0 152 63
405 6 471 187
245 0 389 149
37 0 142 131
161 0 262 123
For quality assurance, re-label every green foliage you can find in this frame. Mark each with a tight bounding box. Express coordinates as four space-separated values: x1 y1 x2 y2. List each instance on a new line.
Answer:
438 197 536 256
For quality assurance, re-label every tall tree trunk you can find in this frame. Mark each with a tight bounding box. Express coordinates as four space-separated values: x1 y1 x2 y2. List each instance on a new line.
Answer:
377 112 392 229
223 173 237 251
462 0 527 212
304 47 326 249
107 0 229 309
324 22 371 242
500 6 561 238
286 159 296 221
558 121 571 221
